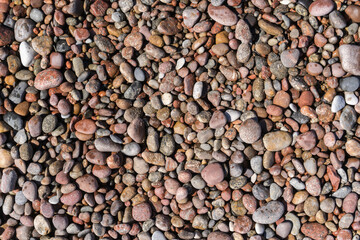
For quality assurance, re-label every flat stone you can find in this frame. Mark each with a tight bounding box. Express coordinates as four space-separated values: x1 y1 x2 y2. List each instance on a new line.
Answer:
34 69 63 90
208 4 238 26
258 19 283 35
94 138 122 152
301 223 328 240
309 0 334 16
263 131 292 151
252 201 285 224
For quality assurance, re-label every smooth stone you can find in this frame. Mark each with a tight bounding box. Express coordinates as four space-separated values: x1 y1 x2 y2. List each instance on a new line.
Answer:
34 215 51 235
9 81 28 104
134 67 145 81
29 8 44 22
121 142 141 156
31 36 53 56
346 139 360 157
329 10 346 29
19 42 36 67
238 118 261 144
157 17 180 35
280 49 300 68
339 44 360 76
225 110 241 122
94 138 122 152
0 25 14 46
301 222 328 240
285 212 301 235
0 168 17 193
276 221 293 238
263 131 292 151
4 112 23 130
340 77 360 91
345 5 360 23
34 69 63 90
209 111 227 129
76 174 99 193
193 81 203 100
237 43 251 63
332 186 351 198
183 8 200 28
344 92 358 105
258 19 283 35
252 201 285 224
309 0 334 16
207 4 238 26
14 18 35 42
152 231 166 240
201 163 224 186
0 149 13 168
340 106 357 131
235 19 252 43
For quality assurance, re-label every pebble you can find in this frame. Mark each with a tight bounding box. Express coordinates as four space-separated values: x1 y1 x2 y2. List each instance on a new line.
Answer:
263 131 292 151
339 44 360 75
19 42 36 67
301 222 328 240
252 201 285 224
0 168 17 193
207 4 238 26
34 69 63 90
76 174 98 193
239 119 261 144
340 76 360 92
0 149 14 168
201 163 224 186
276 221 292 238
14 18 35 42
183 8 200 28
281 49 300 68
95 138 122 152
0 1 358 239
34 215 51 235
32 36 53 56
345 5 360 23
0 25 14 46
309 0 334 16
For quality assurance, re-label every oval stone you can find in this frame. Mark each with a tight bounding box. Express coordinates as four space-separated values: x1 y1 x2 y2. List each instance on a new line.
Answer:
34 69 63 90
252 201 285 224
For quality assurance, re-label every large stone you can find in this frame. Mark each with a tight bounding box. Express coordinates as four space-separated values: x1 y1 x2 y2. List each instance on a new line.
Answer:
207 4 238 26
252 201 285 224
263 131 292 151
34 69 63 90
339 44 360 76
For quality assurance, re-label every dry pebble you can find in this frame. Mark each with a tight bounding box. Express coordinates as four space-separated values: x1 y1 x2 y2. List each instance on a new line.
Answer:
0 0 360 239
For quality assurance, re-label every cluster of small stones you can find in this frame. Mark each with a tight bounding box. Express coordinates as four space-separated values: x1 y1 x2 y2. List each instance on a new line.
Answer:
1 0 360 239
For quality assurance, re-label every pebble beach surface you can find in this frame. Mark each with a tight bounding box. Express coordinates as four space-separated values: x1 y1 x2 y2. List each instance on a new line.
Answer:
0 0 360 240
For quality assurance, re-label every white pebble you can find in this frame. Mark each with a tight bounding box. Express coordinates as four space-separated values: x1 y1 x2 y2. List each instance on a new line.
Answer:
161 92 173 105
344 92 359 105
193 81 203 100
19 42 36 67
